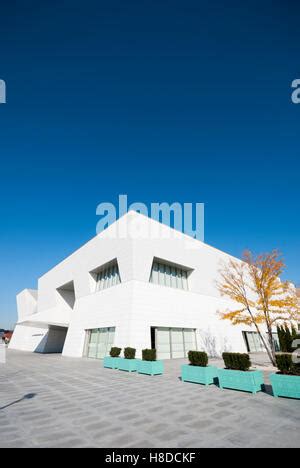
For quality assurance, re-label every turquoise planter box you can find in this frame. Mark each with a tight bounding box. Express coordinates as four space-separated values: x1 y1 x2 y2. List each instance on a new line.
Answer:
137 360 164 376
118 358 138 372
103 356 120 369
270 373 300 399
217 368 264 394
181 365 218 386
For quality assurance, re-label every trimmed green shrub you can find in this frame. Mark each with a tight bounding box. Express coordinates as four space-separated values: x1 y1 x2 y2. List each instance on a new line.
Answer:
142 349 157 361
276 353 292 374
188 351 208 367
223 352 251 372
275 353 300 376
124 347 136 359
110 347 121 358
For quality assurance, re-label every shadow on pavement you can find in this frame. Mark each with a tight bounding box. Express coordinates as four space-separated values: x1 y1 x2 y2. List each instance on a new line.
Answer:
0 393 37 411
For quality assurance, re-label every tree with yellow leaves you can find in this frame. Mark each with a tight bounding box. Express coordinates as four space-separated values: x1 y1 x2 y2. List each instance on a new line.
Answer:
218 250 300 366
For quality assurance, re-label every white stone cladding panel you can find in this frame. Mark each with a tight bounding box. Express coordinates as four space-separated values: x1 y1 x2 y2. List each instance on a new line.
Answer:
62 282 134 358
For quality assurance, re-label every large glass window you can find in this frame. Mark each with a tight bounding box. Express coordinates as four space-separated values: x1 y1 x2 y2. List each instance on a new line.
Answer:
86 327 115 359
95 261 121 292
243 331 280 353
243 331 266 353
183 329 196 353
171 329 185 358
156 328 171 360
150 260 189 291
155 327 197 359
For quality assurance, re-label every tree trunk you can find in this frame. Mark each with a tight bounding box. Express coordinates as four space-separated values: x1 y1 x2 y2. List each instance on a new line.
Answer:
247 307 276 366
266 324 276 366
257 326 276 367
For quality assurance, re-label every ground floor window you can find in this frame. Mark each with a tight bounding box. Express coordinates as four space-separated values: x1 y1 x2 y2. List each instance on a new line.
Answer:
243 331 280 353
243 332 265 353
152 327 197 360
86 327 115 359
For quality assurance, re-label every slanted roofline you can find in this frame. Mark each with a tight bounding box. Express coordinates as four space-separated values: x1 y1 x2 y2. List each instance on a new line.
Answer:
37 210 242 281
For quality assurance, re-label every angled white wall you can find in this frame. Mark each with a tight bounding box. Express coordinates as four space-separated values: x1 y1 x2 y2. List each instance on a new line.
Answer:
16 289 38 322
9 323 48 352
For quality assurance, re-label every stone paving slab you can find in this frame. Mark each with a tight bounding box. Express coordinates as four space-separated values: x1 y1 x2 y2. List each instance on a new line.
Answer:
0 350 299 448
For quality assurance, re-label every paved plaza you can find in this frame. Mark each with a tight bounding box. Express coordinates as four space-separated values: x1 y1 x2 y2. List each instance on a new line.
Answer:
0 350 299 448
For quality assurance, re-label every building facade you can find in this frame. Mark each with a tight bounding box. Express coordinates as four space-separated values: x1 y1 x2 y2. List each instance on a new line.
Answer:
10 212 266 359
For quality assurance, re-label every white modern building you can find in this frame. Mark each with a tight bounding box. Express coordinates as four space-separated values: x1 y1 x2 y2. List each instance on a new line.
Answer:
10 211 267 359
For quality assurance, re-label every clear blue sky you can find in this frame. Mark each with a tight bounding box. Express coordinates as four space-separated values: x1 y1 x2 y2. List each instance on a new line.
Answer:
0 0 299 329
